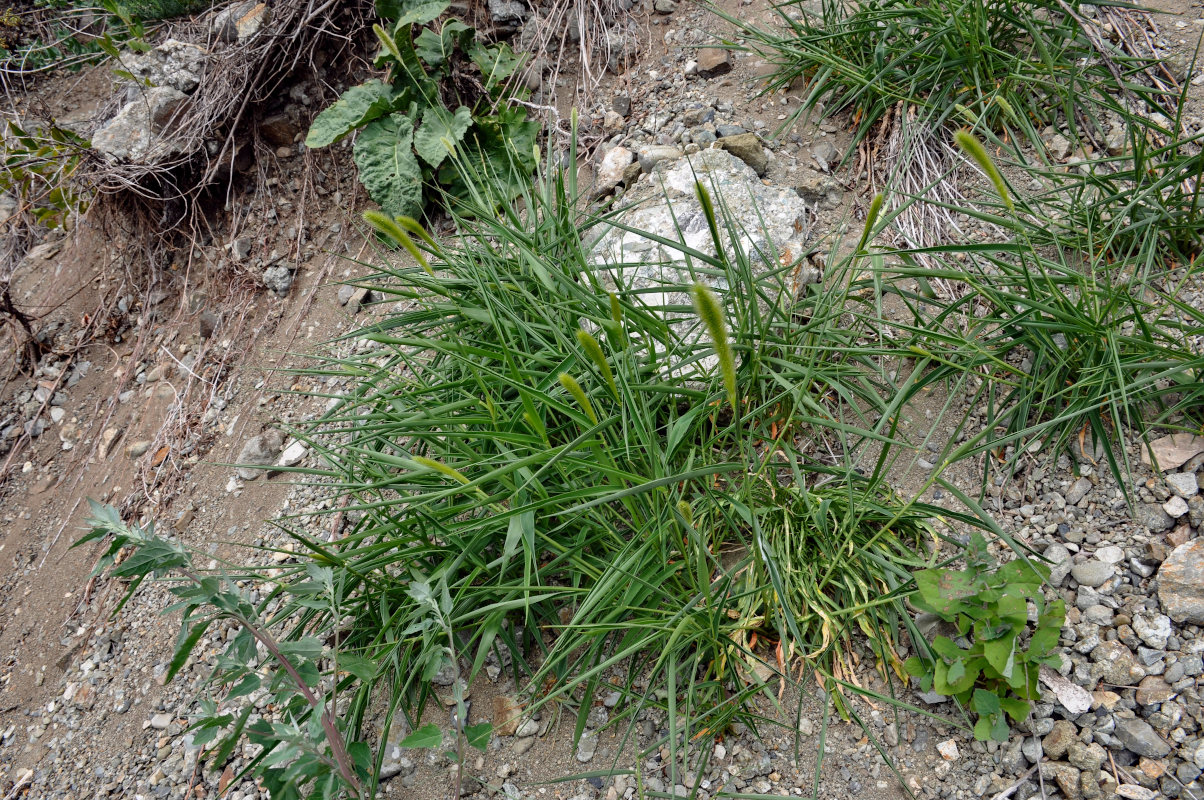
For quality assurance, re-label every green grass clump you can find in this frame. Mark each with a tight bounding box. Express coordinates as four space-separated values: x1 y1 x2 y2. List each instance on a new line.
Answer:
716 0 1170 160
881 183 1204 490
264 139 1009 779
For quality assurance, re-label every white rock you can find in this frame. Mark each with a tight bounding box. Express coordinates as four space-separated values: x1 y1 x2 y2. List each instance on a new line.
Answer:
1133 613 1173 650
1095 545 1125 564
595 146 634 198
149 713 172 730
937 739 959 761
1164 495 1189 518
1166 471 1199 498
277 439 307 467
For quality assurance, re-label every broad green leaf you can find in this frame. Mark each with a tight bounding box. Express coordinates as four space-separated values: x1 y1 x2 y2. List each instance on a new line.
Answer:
996 590 1028 627
414 106 472 169
983 634 1015 678
468 40 523 91
354 113 424 221
990 713 1010 741
973 716 993 740
401 722 443 749
903 656 928 678
1000 697 1031 723
972 688 1000 716
930 636 965 662
227 673 261 700
465 722 492 752
946 659 966 685
305 80 396 148
338 654 378 682
393 0 450 28
914 567 977 616
415 20 473 66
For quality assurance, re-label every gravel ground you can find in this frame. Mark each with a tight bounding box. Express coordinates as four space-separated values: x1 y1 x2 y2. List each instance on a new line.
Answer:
4 0 1204 797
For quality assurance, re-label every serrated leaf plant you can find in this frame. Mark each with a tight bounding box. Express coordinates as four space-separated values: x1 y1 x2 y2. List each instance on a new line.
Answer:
304 0 537 219
903 533 1065 741
74 500 491 799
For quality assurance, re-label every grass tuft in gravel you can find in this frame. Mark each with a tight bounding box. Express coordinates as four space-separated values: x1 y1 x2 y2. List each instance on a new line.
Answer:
265 138 1012 788
715 0 1173 160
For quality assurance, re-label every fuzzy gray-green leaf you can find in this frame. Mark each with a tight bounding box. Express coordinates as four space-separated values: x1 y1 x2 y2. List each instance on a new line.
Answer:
353 113 424 220
305 80 396 149
413 106 472 169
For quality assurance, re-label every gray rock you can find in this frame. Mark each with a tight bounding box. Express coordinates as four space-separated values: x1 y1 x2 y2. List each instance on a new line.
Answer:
1042 761 1082 799
811 141 841 172
1159 539 1204 623
231 237 253 261
1071 560 1114 588
277 440 307 468
1066 477 1093 505
1135 502 1174 532
1043 720 1079 760
794 174 843 209
262 266 293 296
122 39 205 94
1132 613 1172 650
1113 715 1171 757
595 146 635 198
590 149 815 377
1091 641 1144 685
716 133 768 176
236 429 285 480
1167 472 1199 498
1001 737 1026 774
695 48 732 78
637 145 684 173
653 0 676 12
1046 133 1073 160
681 106 714 127
576 733 597 763
1165 495 1190 518
91 86 190 164
488 0 526 24
1046 543 1073 586
715 124 746 138
1105 127 1127 156
1022 736 1043 764
1068 741 1105 772
338 284 357 305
